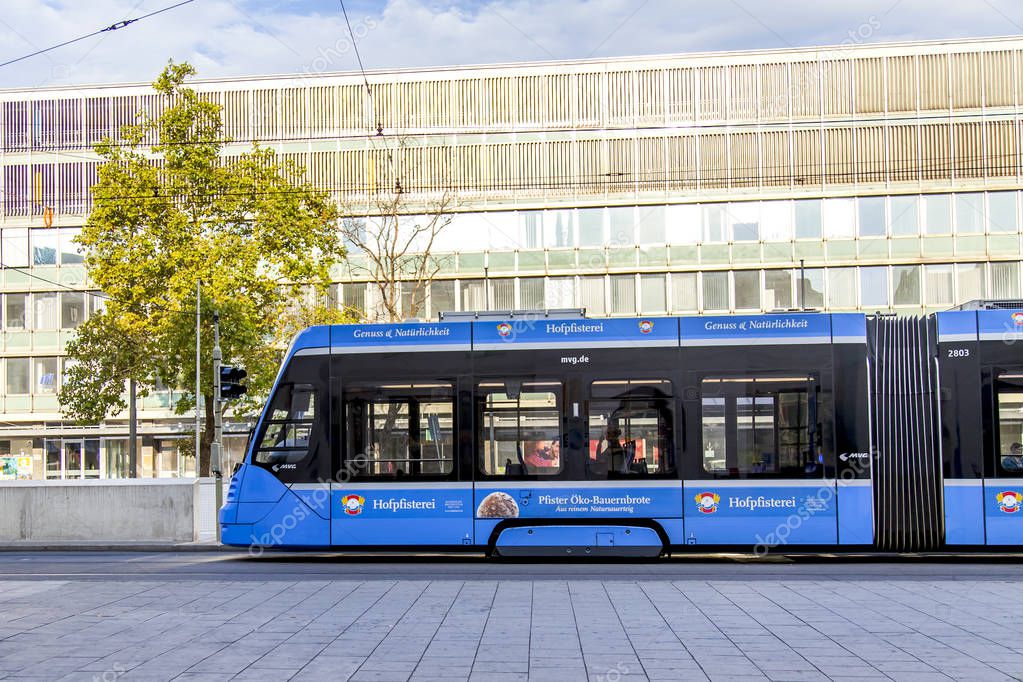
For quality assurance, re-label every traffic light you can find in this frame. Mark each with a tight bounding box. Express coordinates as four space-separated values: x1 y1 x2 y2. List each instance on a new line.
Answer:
219 366 247 400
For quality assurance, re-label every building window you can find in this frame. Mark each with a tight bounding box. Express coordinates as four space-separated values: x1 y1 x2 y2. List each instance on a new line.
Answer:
827 269 856 308
519 278 544 309
764 270 792 310
1 228 30 268
640 274 666 313
579 276 605 316
58 227 83 264
892 265 921 306
989 192 1019 233
923 195 952 235
728 202 760 242
733 270 760 310
61 292 86 329
794 200 822 240
342 282 365 314
760 201 793 241
860 267 890 309
798 269 825 309
31 229 58 266
822 198 855 239
638 206 666 244
925 264 954 306
519 212 541 249
430 280 455 317
488 278 515 310
955 193 985 234
703 204 726 243
702 271 728 311
6 358 30 395
608 206 635 244
578 208 605 246
991 262 1021 300
35 357 59 394
4 293 28 329
545 277 575 309
609 275 636 315
461 280 485 311
857 197 886 237
34 293 58 329
890 196 920 236
544 210 574 248
478 381 562 477
670 273 698 313
957 263 985 302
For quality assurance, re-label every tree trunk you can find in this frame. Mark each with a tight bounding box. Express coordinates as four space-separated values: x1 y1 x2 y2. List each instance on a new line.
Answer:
200 393 215 477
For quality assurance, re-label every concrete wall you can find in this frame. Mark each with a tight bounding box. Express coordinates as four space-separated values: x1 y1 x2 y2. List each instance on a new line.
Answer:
0 479 199 543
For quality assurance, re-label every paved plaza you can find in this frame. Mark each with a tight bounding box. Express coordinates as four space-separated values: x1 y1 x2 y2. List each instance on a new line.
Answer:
0 553 1021 681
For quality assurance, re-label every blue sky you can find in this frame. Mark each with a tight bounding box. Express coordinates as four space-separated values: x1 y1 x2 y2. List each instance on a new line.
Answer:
1 0 1022 88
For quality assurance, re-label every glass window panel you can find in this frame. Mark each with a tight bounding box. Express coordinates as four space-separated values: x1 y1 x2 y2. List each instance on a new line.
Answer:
890 196 920 236
857 197 886 237
764 269 792 310
822 198 855 239
989 192 1019 234
991 262 1021 300
58 227 83 264
545 277 574 309
827 269 856 308
923 194 951 235
609 275 636 314
703 204 726 243
430 280 455 316
728 202 760 242
461 280 485 311
796 269 824 309
33 292 58 329
701 271 728 311
4 293 28 329
760 201 793 241
640 274 666 313
957 263 985 303
478 382 562 478
342 282 366 313
638 206 666 244
519 278 544 309
578 208 605 246
588 380 674 478
61 292 85 328
794 200 822 239
543 210 575 248
519 211 542 248
31 229 57 265
1 228 30 268
996 377 1023 476
399 281 426 318
35 356 58 394
892 265 921 306
925 264 954 306
344 383 454 478
608 206 635 245
860 266 890 308
666 204 700 245
489 278 515 310
955 193 985 234
733 270 760 310
579 276 605 315
5 357 30 394
670 272 698 312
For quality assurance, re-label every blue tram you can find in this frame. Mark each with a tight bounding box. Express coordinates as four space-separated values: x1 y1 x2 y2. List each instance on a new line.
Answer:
219 304 1023 555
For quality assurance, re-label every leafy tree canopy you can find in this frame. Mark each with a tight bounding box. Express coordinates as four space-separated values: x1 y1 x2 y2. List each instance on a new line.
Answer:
60 60 351 470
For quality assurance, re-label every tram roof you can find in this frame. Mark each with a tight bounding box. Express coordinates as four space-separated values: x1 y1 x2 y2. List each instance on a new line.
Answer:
288 312 871 357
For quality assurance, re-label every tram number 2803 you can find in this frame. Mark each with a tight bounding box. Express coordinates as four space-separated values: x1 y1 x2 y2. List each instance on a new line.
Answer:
946 347 971 358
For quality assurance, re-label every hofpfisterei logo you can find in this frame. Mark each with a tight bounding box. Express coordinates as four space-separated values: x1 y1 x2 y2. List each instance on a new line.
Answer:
695 492 719 514
496 322 512 337
638 320 654 334
1012 312 1023 326
341 494 365 516
997 491 1021 513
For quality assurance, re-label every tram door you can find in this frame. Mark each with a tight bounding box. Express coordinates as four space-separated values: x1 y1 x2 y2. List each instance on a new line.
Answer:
985 369 1023 544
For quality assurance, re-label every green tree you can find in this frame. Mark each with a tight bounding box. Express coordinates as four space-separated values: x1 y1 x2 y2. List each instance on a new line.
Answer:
60 61 350 475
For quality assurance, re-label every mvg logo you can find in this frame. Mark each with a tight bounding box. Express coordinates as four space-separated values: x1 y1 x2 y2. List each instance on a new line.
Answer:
561 355 590 365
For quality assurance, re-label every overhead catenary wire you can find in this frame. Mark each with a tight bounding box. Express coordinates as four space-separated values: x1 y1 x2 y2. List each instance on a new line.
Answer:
0 0 199 69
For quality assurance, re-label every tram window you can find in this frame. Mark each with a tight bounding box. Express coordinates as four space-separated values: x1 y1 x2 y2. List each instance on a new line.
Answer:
996 374 1023 475
254 383 318 466
344 383 454 478
701 377 822 478
478 381 562 476
588 380 674 478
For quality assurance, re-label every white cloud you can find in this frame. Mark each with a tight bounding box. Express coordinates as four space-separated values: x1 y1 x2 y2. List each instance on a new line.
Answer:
0 0 1020 89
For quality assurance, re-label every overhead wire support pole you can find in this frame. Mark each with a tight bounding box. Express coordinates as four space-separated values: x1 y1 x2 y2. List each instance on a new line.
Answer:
195 280 201 478
212 311 223 543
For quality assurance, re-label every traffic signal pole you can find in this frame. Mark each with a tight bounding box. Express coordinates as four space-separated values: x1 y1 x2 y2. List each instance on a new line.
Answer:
212 312 223 543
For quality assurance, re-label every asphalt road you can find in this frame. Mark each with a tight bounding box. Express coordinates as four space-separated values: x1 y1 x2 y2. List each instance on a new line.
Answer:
0 550 1021 581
